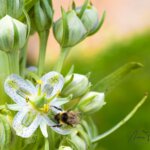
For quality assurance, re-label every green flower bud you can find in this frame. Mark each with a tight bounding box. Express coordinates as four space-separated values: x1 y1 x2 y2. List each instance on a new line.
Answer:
62 74 91 98
31 0 53 32
0 15 27 52
76 5 99 35
0 114 12 149
0 0 24 19
59 146 73 150
78 91 106 114
53 9 87 48
70 131 87 150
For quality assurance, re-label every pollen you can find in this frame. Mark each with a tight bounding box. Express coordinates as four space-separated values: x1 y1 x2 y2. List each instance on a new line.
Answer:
57 90 61 96
43 104 49 113
25 97 30 102
37 80 43 85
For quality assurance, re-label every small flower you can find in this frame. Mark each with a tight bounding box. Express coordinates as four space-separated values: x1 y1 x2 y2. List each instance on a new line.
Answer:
77 91 106 114
62 74 91 98
5 71 72 138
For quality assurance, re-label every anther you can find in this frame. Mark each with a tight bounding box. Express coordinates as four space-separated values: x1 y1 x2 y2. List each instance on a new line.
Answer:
25 97 30 102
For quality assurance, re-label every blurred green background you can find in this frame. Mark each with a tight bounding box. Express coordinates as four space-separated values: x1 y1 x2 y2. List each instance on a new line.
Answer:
58 31 150 150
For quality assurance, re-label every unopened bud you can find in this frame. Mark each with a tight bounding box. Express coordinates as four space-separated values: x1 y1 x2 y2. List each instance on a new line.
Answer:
62 74 90 98
0 15 27 52
78 91 105 114
0 0 24 19
53 9 87 48
33 0 53 32
76 5 99 35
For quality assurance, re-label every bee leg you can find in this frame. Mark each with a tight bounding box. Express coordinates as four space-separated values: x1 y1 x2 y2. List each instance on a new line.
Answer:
51 105 62 111
52 124 62 128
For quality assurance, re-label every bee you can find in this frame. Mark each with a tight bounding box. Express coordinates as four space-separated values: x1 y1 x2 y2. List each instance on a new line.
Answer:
52 106 80 127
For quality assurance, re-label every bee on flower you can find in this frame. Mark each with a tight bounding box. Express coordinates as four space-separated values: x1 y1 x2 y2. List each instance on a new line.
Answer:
4 71 72 138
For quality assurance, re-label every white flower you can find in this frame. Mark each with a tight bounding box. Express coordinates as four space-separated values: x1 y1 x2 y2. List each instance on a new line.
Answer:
4 71 72 138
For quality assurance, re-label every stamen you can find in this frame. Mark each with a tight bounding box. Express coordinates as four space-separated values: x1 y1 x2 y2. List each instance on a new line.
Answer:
25 97 30 102
43 104 49 113
37 80 43 85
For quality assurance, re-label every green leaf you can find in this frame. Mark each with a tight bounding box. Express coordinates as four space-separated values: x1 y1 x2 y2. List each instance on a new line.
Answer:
91 94 148 143
92 62 143 93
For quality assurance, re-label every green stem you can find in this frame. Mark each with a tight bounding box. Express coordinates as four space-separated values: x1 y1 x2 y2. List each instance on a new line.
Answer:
91 94 148 143
54 47 70 72
6 51 19 75
38 30 49 76
20 42 28 76
44 138 49 150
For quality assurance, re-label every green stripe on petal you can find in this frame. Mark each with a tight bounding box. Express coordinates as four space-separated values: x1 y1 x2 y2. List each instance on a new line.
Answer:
41 71 64 98
4 74 36 105
13 110 41 138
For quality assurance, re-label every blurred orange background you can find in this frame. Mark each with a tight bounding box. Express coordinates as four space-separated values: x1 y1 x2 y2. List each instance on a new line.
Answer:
28 0 150 64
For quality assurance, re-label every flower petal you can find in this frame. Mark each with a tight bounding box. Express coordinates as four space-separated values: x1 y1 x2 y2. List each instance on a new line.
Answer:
13 109 41 138
40 71 64 98
40 119 48 138
50 97 70 114
51 97 69 107
43 115 72 135
7 104 25 111
4 74 36 105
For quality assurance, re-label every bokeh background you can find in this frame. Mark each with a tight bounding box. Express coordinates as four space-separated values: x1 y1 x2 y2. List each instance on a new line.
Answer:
27 0 150 149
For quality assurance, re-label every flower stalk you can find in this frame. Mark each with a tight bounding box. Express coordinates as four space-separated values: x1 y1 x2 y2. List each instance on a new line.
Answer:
54 47 70 73
7 51 19 74
91 94 148 143
38 31 49 76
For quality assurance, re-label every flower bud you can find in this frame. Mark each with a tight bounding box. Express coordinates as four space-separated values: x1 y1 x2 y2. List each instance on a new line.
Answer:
0 15 27 52
76 5 99 35
0 114 12 149
77 91 105 114
59 146 73 150
70 131 87 150
53 9 87 48
33 0 53 32
0 0 24 19
62 74 90 98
